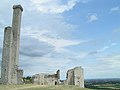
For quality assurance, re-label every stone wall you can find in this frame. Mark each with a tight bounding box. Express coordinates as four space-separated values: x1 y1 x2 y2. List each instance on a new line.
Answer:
65 66 84 88
66 69 74 85
74 67 84 88
17 69 23 84
31 67 84 88
32 70 60 85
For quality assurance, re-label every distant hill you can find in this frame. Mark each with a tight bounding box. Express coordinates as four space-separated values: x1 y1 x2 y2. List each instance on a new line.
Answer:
85 78 120 84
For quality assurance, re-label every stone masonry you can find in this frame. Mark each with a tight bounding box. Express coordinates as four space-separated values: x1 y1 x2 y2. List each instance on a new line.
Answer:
0 5 84 87
32 67 84 88
0 5 23 84
32 70 60 85
1 27 13 84
17 69 23 84
65 66 84 88
11 5 23 84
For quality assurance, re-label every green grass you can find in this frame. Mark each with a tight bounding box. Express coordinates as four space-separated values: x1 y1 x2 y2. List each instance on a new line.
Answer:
0 84 91 90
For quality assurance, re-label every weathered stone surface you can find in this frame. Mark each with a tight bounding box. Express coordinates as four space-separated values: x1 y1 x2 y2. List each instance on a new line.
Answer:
11 5 23 84
1 27 13 84
74 67 84 88
13 5 23 11
65 66 84 88
1 5 23 84
32 70 60 85
32 67 84 88
17 69 23 84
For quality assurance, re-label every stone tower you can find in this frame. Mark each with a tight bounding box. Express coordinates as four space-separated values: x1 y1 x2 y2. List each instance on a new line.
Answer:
66 66 84 88
11 5 23 84
1 27 13 84
1 5 23 84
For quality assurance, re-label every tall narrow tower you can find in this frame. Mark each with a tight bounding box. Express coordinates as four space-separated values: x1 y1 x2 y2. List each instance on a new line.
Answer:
11 5 23 84
1 5 23 84
1 27 13 84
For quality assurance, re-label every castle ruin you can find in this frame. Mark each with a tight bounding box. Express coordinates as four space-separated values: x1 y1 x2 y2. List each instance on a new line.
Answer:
32 70 60 85
32 67 84 88
0 5 84 88
0 5 23 84
65 66 84 88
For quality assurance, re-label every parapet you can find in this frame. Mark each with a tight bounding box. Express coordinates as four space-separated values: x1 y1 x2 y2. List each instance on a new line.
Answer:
13 5 23 11
5 26 12 30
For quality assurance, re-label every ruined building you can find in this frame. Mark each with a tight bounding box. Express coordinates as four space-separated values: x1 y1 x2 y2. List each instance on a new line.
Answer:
0 5 23 84
0 5 84 87
32 70 60 85
65 66 84 88
32 67 84 88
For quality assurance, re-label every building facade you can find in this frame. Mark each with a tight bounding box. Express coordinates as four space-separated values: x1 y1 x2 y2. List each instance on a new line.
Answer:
32 67 84 88
32 70 60 85
65 67 84 88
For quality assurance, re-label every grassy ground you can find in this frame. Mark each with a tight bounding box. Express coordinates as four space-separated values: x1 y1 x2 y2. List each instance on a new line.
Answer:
0 84 91 90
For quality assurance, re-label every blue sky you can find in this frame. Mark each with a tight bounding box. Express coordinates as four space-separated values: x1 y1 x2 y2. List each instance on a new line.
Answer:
0 0 120 79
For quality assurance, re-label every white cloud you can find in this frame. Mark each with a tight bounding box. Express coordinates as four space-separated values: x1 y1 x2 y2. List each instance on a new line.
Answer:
83 53 120 78
30 0 80 14
20 36 54 57
80 0 91 3
87 13 98 23
39 56 71 68
89 43 117 55
75 52 89 59
36 36 82 53
97 43 117 52
0 19 6 29
22 27 83 53
97 54 120 68
110 6 120 13
37 36 81 48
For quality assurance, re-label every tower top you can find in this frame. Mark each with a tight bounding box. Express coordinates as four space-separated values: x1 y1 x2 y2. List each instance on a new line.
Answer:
13 5 23 11
5 26 12 30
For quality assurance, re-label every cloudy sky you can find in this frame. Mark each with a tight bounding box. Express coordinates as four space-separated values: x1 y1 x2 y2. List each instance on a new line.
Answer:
0 0 120 79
